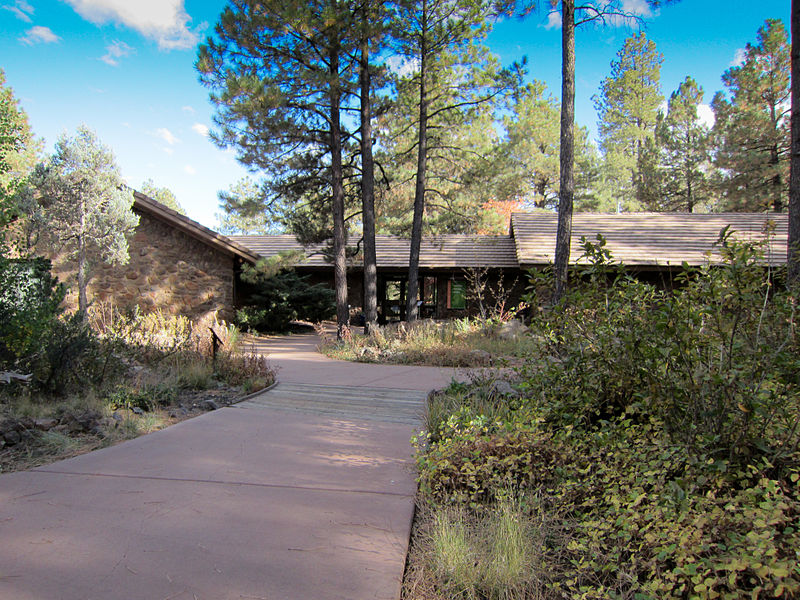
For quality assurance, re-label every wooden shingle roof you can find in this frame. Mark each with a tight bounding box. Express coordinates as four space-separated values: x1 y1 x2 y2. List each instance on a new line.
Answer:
511 212 788 267
229 234 519 269
133 192 261 264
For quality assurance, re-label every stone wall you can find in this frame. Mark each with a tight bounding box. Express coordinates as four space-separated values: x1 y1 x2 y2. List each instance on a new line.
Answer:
49 209 236 322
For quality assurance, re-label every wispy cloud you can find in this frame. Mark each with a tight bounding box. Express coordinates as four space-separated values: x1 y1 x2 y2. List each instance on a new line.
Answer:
184 164 196 175
3 0 33 22
163 147 174 155
155 127 179 145
191 123 209 137
63 0 202 50
19 25 60 45
181 105 195 114
730 48 747 68
100 40 133 66
543 11 561 30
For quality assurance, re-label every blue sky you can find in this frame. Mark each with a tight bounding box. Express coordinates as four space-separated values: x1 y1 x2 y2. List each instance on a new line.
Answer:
0 0 790 229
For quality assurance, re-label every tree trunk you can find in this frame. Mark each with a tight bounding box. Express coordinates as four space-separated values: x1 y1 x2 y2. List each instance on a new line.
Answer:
406 0 428 322
329 44 349 340
790 0 800 286
554 0 575 303
77 199 88 319
360 14 378 335
77 233 88 319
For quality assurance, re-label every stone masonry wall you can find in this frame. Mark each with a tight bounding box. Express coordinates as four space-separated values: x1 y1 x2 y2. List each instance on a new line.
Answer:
49 209 236 322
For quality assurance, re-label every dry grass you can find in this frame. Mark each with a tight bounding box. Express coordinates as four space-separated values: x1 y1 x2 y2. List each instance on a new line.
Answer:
321 319 534 367
403 496 559 600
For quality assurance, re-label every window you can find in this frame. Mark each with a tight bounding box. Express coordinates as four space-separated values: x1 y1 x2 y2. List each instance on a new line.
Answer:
422 276 437 306
447 279 466 310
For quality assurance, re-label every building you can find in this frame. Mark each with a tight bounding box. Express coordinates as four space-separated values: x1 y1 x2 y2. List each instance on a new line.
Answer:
51 191 789 323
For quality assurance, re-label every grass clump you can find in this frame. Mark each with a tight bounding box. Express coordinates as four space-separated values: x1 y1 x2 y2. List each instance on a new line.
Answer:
322 317 534 367
406 231 800 599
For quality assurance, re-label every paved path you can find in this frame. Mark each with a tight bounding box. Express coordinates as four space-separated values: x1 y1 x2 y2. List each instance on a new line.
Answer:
0 331 462 600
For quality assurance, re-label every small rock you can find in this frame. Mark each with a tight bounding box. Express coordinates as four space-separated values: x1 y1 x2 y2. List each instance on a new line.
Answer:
180 407 188 415
490 380 519 397
34 418 58 431
131 407 144 415
201 399 219 411
3 430 21 446
169 411 178 419
497 319 528 341
112 412 123 422
470 349 492 364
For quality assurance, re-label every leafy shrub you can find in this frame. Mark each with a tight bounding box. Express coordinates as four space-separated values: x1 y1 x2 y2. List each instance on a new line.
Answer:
215 351 274 392
519 230 800 464
106 383 178 412
32 313 103 395
0 257 64 367
410 229 800 599
235 270 335 332
416 418 563 506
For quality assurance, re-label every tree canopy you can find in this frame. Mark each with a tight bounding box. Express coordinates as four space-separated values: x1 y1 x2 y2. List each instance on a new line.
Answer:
33 126 138 317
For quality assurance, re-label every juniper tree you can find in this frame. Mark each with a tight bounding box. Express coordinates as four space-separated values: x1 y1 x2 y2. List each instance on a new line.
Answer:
34 126 138 318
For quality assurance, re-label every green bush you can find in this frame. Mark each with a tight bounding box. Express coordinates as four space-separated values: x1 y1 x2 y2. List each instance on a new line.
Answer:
410 230 800 599
107 383 178 412
236 270 335 332
34 313 102 394
0 256 64 367
519 231 799 464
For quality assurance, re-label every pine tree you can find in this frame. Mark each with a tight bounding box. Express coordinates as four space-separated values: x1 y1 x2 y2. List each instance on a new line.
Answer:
651 76 713 212
594 31 664 208
197 0 357 338
389 0 519 320
712 19 790 213
503 81 597 210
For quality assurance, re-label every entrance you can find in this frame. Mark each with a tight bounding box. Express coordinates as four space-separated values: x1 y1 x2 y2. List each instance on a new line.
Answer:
377 276 437 323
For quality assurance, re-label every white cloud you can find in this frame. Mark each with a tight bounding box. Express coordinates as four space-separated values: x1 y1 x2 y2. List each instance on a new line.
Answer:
100 40 133 66
622 0 652 17
385 55 419 78
19 25 60 45
3 0 33 22
184 164 196 175
63 0 201 50
162 147 174 155
697 104 715 128
191 123 209 137
731 48 747 68
181 105 195 114
544 11 561 30
155 127 179 145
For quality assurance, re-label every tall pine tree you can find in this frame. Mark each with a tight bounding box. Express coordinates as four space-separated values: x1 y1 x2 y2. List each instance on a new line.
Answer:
390 0 520 321
197 0 357 338
712 19 790 213
594 31 664 209
650 76 713 212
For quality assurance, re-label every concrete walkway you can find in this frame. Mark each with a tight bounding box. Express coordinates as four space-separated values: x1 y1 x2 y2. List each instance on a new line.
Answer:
0 331 462 600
